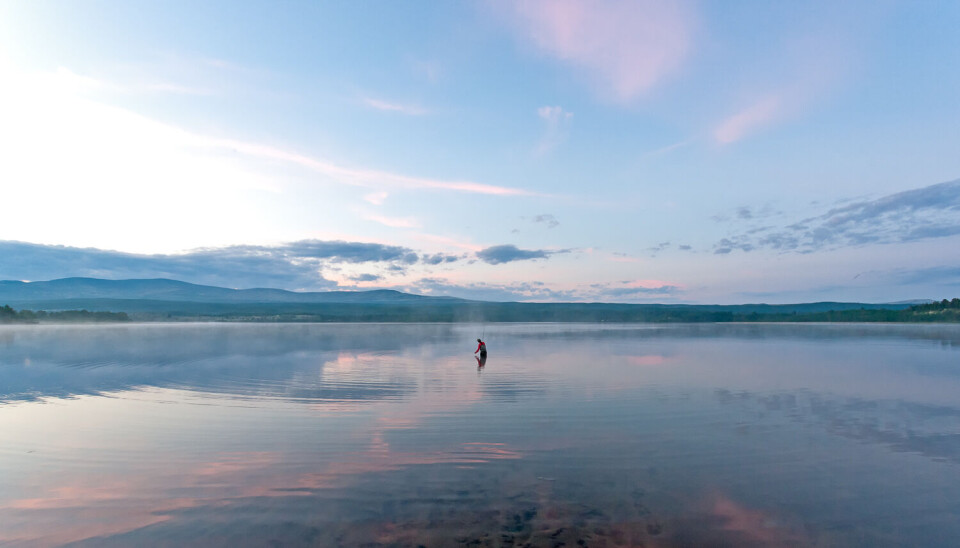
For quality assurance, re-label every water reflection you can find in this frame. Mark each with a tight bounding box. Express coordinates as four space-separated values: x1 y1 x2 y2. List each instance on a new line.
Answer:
1 323 959 546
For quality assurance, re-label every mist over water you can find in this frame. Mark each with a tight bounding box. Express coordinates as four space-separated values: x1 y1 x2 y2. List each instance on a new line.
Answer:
2 323 960 546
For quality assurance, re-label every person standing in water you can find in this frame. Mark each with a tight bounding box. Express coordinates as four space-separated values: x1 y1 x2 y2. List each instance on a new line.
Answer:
475 338 487 358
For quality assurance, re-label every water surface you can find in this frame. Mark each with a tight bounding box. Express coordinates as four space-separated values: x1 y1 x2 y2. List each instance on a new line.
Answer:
2 323 960 546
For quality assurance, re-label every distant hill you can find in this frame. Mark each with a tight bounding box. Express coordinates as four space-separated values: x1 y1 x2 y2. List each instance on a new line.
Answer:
0 277 935 323
0 277 466 305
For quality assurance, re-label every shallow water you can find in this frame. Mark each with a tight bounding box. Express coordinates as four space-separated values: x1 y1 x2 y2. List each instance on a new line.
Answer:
1 322 960 547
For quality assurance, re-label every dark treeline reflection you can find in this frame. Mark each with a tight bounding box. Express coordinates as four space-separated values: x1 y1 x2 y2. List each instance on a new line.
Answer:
505 321 960 346
3 322 960 405
0 323 463 403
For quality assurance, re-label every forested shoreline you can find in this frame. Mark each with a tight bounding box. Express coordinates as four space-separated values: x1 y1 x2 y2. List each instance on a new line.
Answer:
0 305 130 324
1 299 957 324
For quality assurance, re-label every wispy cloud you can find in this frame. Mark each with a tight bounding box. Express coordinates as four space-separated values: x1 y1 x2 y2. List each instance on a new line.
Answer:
410 277 682 302
710 17 861 145
532 213 560 228
499 0 695 102
476 244 570 265
713 96 782 144
361 213 421 229
646 241 671 256
411 277 576 302
536 106 572 153
712 179 960 254
640 138 696 159
201 137 533 196
3 66 533 205
889 266 960 287
363 192 389 206
362 97 427 116
409 58 442 84
590 278 682 298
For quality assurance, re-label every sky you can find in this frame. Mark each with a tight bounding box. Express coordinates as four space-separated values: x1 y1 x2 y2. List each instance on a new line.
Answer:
0 0 959 304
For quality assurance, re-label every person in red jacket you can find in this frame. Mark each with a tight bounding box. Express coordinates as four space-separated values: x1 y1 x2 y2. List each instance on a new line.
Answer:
475 338 487 357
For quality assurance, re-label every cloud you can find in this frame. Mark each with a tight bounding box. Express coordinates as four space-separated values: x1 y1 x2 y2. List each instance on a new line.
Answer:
362 97 427 116
532 213 560 228
1 65 533 217
596 285 680 298
0 239 459 290
361 213 420 229
407 276 683 303
475 244 569 264
712 179 960 254
204 137 533 197
710 18 861 146
890 266 960 287
409 58 442 83
420 253 462 265
275 240 419 263
363 192 389 206
713 96 782 144
348 273 383 283
411 278 576 302
536 106 573 153
640 138 696 159
646 241 671 256
499 0 695 102
590 279 681 299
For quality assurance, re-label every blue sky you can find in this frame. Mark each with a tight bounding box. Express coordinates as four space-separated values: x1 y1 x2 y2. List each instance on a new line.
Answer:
1 0 958 303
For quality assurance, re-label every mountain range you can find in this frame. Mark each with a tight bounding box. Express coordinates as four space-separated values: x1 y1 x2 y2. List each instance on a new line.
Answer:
0 277 929 323
0 277 462 304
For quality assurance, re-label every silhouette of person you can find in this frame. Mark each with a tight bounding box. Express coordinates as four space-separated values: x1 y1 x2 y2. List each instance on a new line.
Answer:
475 338 487 358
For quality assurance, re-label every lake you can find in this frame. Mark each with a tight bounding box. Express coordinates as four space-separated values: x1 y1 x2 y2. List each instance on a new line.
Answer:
1 323 960 547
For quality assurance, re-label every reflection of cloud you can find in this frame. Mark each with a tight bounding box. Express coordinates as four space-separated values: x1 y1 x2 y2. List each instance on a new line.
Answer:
626 355 670 366
0 324 431 404
712 179 960 254
499 0 695 101
710 493 805 545
0 343 518 545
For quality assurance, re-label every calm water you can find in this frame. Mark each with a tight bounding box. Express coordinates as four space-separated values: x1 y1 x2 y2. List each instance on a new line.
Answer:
2 323 960 547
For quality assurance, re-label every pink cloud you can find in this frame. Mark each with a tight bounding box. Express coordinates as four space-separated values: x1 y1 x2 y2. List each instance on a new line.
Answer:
713 96 782 144
501 0 695 101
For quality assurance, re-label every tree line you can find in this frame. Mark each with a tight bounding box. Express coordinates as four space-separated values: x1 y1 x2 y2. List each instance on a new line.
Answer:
0 305 130 323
